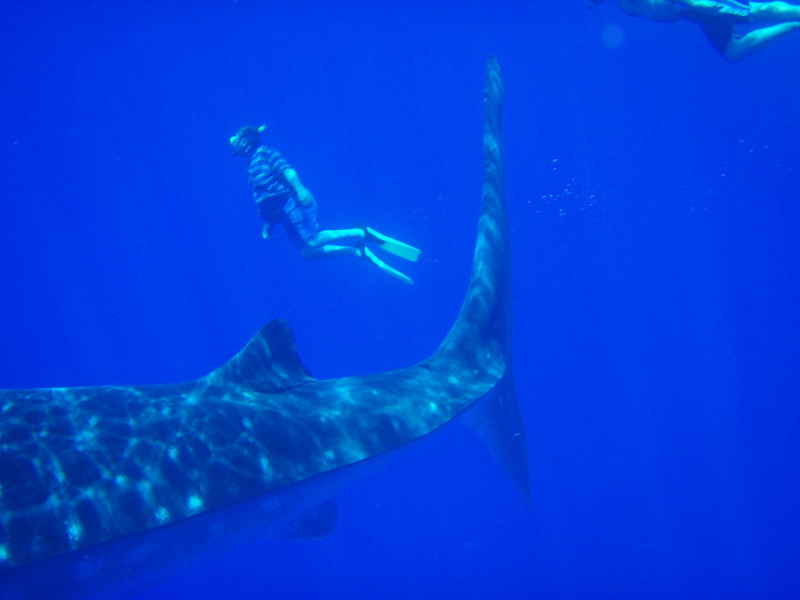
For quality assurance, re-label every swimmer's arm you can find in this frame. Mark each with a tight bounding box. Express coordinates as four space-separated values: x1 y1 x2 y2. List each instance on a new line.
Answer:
284 168 315 206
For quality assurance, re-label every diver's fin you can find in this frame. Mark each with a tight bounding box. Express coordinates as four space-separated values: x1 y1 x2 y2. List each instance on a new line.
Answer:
357 242 414 285
359 225 421 262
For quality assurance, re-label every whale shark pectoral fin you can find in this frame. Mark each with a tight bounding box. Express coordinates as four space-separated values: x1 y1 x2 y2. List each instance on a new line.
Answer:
277 498 338 539
205 319 317 394
461 369 532 508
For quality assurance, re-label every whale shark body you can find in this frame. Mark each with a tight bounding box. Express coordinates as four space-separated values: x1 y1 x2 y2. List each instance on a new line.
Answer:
0 58 528 597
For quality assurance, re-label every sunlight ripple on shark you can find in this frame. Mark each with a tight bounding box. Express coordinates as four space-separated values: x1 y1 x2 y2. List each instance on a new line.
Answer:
0 57 529 597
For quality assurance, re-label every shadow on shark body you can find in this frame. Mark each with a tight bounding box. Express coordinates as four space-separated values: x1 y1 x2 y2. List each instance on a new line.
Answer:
0 57 529 598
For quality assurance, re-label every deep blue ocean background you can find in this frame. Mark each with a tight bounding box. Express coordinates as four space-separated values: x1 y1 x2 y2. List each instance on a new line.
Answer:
2 1 799 598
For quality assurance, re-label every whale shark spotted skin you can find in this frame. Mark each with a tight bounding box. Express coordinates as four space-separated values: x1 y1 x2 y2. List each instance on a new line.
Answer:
0 58 529 594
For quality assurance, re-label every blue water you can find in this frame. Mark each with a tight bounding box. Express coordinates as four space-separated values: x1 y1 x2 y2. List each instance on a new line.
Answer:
2 1 799 598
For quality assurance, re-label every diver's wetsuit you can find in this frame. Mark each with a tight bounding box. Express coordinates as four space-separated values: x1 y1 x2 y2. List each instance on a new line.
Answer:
247 145 319 248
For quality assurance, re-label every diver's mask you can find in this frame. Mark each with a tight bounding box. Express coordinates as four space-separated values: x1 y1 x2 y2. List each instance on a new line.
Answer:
230 124 266 156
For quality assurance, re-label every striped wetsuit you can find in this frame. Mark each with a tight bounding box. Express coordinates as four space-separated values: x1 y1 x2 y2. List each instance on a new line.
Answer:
247 145 319 248
248 145 294 224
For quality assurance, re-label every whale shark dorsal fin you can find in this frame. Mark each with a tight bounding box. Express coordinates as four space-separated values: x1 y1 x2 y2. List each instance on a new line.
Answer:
204 319 316 393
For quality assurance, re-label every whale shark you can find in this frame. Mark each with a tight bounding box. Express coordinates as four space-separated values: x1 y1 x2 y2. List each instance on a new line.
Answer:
0 57 528 597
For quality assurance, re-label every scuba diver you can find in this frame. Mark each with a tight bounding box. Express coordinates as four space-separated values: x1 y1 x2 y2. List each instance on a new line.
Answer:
589 0 800 62
230 125 420 285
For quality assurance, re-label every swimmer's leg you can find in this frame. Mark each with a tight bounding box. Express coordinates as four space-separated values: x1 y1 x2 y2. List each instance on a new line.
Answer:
750 2 800 22
723 21 800 61
300 229 364 260
300 243 360 260
300 240 413 284
304 228 365 247
298 229 364 258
